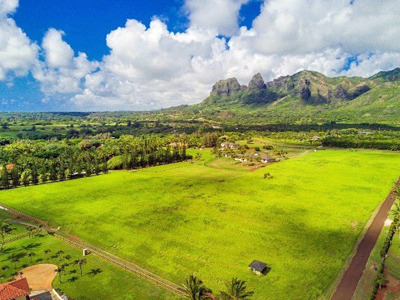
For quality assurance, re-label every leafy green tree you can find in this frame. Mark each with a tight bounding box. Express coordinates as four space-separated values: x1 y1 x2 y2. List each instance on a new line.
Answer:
40 165 48 183
49 162 58 181
102 159 108 174
31 164 39 185
10 166 20 188
1 165 9 189
59 162 66 181
21 170 31 187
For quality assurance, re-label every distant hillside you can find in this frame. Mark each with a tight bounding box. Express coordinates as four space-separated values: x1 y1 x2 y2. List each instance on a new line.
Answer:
182 68 400 124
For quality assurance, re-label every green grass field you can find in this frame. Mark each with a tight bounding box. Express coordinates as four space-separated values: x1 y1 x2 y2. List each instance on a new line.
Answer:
0 149 399 299
0 233 177 299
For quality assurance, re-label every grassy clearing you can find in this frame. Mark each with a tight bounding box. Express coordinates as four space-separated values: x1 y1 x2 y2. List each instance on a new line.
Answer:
0 233 178 300
0 149 399 299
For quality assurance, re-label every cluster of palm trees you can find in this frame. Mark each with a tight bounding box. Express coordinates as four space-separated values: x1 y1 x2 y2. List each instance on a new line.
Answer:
182 275 254 300
55 257 87 283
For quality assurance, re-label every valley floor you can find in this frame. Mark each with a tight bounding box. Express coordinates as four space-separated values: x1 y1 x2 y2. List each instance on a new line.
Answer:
0 149 399 299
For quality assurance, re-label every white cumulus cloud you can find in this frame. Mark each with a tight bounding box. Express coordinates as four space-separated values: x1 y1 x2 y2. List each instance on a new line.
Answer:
0 0 38 80
3 0 400 110
33 29 98 95
185 0 249 36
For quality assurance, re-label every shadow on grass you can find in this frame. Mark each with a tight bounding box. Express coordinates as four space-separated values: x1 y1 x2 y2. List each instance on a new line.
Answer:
68 276 79 283
21 243 42 251
87 268 102 276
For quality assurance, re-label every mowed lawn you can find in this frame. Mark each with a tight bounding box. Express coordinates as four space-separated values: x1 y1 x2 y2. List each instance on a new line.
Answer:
0 234 178 300
1 150 399 299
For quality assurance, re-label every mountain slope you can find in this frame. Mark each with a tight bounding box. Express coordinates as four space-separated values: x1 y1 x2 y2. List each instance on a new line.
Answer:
186 68 400 124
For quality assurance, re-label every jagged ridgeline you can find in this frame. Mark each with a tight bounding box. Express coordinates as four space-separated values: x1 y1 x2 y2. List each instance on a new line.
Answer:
187 68 400 124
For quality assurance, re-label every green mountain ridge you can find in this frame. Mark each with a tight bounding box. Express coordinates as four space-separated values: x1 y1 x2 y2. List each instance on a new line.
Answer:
182 68 400 124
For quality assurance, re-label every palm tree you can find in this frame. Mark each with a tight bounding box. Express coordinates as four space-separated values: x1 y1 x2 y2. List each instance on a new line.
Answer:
28 252 36 264
182 274 212 300
219 278 254 300
78 258 87 276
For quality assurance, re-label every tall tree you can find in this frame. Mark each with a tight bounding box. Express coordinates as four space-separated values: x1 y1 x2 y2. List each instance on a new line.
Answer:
40 164 48 183
182 274 212 300
31 163 39 185
10 166 20 188
78 258 87 276
1 165 9 189
219 278 254 300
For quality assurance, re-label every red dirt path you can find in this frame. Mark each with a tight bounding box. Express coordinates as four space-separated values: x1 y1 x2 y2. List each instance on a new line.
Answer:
330 178 399 300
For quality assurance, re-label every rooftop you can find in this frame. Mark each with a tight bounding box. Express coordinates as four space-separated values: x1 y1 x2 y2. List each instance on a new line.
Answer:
0 278 30 300
249 260 267 272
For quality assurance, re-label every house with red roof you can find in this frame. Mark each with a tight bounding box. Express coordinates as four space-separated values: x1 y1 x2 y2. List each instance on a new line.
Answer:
0 278 31 300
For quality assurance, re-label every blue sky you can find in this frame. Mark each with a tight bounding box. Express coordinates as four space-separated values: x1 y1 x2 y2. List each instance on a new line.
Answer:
1 0 262 111
0 0 399 112
13 0 262 60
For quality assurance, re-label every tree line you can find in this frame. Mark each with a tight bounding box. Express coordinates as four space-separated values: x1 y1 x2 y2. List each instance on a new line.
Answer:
0 136 191 190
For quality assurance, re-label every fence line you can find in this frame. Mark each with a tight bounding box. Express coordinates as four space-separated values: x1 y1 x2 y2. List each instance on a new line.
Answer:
54 233 185 295
0 203 185 296
2 229 41 245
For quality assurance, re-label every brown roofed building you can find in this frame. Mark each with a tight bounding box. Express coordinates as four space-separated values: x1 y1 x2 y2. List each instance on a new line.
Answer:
0 278 31 300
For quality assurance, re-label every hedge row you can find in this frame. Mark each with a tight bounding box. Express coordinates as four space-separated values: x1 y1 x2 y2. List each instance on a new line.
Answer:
370 215 399 299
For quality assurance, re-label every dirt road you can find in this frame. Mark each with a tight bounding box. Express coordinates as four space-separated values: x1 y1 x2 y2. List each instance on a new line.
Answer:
331 178 399 300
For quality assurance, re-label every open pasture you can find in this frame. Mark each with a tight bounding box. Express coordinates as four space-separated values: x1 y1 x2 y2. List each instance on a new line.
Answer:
0 149 399 299
0 233 177 299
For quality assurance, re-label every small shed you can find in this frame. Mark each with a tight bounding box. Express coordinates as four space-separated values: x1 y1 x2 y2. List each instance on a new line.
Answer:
261 154 276 164
249 260 267 275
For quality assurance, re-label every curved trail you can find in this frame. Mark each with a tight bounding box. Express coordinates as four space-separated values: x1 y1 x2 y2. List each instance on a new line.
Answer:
330 177 399 300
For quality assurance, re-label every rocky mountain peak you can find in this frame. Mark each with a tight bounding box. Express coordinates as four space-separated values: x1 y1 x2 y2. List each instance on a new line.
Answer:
210 78 242 96
248 73 267 90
